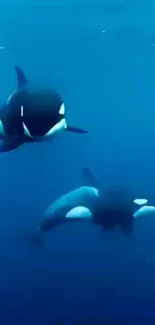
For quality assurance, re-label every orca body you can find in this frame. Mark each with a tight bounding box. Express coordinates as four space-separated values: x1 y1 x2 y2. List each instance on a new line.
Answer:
19 185 100 245
0 66 88 152
27 172 135 239
18 169 151 246
38 186 155 235
39 186 99 233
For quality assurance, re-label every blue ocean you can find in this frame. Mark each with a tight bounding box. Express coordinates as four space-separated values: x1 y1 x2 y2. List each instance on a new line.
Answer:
0 1 155 324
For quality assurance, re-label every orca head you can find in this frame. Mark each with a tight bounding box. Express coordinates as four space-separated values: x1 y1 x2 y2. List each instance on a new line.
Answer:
94 187 134 232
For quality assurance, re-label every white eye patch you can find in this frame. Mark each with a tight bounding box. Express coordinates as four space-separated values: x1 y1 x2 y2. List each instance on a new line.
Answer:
59 103 65 115
133 198 148 206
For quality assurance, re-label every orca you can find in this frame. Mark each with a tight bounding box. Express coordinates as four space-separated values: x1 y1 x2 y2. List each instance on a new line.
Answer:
17 169 151 246
0 66 88 152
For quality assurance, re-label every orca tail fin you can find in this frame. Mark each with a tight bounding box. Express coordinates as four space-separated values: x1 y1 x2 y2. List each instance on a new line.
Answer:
66 125 88 134
14 65 28 88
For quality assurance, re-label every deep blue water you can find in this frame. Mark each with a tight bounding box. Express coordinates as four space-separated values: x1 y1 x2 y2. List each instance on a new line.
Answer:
0 1 155 324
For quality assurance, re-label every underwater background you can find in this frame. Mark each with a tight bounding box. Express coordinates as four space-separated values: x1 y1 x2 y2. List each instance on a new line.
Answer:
0 0 155 324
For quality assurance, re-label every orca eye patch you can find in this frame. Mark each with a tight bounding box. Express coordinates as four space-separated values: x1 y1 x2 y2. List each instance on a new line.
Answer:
59 103 65 115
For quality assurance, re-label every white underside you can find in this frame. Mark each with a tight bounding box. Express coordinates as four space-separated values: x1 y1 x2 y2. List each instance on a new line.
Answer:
133 205 155 218
21 102 67 141
23 118 67 142
44 118 67 140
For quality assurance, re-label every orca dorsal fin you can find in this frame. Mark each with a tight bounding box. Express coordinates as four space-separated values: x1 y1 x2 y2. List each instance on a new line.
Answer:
15 65 28 88
82 168 98 188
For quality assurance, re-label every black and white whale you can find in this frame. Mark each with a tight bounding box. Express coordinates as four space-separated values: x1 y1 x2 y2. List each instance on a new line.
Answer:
19 168 152 245
0 66 88 152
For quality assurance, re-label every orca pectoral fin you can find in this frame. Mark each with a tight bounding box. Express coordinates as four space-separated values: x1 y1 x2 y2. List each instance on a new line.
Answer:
0 136 24 152
15 65 28 88
66 125 88 134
